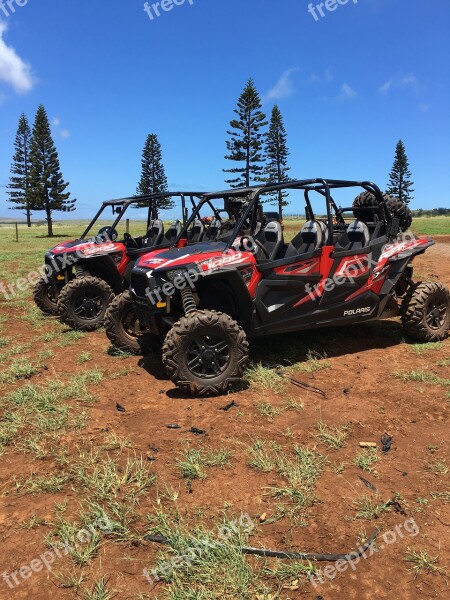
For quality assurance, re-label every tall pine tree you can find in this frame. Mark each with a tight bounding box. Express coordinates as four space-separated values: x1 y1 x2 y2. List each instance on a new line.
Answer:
28 105 76 236
264 105 291 217
224 79 268 188
7 114 34 227
136 134 172 209
386 140 414 204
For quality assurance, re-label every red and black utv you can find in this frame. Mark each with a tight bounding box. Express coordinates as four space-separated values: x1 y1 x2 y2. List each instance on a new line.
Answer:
33 192 202 331
105 179 449 395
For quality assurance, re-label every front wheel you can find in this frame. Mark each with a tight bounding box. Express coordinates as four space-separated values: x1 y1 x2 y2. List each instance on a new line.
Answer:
104 291 159 355
33 277 60 316
57 276 115 331
401 281 450 342
162 310 249 396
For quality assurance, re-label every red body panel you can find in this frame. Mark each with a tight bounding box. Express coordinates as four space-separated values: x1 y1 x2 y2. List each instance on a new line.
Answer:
138 247 261 296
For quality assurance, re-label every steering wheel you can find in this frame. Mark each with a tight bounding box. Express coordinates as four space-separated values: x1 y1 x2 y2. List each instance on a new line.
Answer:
97 226 118 243
240 235 270 259
124 232 139 249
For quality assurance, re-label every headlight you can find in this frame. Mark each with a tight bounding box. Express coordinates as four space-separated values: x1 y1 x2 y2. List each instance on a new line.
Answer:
166 269 187 281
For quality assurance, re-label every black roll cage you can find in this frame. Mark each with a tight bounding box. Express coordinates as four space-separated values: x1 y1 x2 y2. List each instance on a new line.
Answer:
174 179 391 250
79 192 204 241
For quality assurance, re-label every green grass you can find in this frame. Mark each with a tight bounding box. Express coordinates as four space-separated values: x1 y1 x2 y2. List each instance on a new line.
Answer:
353 448 379 473
0 382 89 455
426 460 449 476
0 358 39 384
411 216 450 236
244 363 286 393
411 342 443 355
14 473 70 494
293 350 331 373
315 421 352 450
405 549 447 579
176 447 232 480
248 440 277 473
57 330 86 347
354 496 388 520
77 351 92 364
73 452 156 502
248 440 326 510
394 370 450 387
144 509 271 599
282 216 450 239
81 577 116 600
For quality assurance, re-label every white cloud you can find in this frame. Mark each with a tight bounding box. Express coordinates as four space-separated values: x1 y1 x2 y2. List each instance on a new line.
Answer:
339 83 356 100
418 103 430 112
378 79 393 95
379 74 420 96
265 68 299 101
0 21 34 93
401 73 419 94
308 68 333 85
51 116 71 139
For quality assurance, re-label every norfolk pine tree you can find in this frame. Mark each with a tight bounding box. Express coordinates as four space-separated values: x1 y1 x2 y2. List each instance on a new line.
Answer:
264 105 292 218
7 113 34 227
386 140 415 204
224 79 268 188
136 133 172 209
28 105 76 236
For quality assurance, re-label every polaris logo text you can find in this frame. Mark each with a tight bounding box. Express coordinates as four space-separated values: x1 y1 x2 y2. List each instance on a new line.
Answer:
343 307 371 316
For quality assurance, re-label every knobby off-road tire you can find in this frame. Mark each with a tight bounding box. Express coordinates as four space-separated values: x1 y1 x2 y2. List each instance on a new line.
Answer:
401 282 450 342
353 192 413 231
162 309 249 397
104 291 159 355
33 277 59 316
57 276 115 331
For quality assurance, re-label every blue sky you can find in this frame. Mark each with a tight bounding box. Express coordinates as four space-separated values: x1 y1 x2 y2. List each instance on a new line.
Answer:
0 0 449 219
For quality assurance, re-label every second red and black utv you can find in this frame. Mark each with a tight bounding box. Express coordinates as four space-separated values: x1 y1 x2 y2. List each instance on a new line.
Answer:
105 179 450 395
34 192 202 331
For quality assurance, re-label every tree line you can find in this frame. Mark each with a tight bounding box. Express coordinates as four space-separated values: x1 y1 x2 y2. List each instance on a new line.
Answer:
137 80 416 216
6 81 417 235
7 105 75 236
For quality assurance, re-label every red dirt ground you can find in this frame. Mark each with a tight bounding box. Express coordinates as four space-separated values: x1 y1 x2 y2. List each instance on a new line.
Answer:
0 238 449 600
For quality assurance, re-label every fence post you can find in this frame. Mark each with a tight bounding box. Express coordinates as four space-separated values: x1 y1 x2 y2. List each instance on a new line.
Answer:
15 223 19 242
126 219 130 234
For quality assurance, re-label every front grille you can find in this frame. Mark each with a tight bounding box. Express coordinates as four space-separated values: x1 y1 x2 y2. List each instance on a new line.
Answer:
131 270 151 299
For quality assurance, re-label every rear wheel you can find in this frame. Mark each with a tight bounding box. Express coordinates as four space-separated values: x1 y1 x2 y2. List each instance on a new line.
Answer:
401 282 450 342
33 277 59 316
162 310 249 396
57 276 115 331
105 291 159 354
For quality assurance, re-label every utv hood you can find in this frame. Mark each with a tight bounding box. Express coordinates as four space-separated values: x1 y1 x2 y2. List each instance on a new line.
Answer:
48 239 123 257
136 241 229 271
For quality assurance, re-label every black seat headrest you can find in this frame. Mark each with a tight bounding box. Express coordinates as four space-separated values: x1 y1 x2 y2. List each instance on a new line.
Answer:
285 220 324 258
205 219 222 240
189 219 205 242
256 221 283 260
143 219 164 247
346 220 370 249
164 220 181 243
